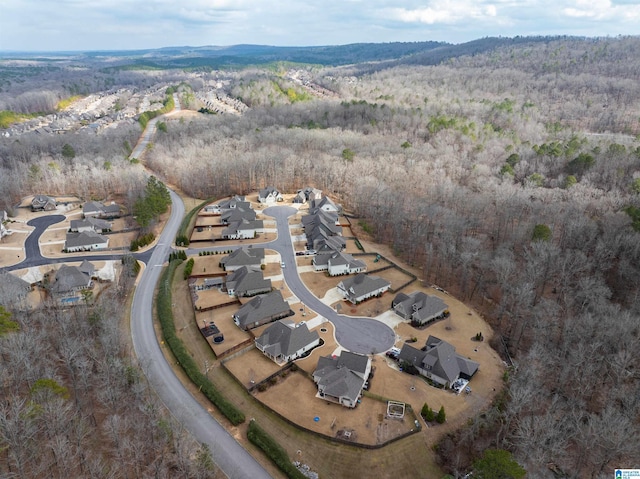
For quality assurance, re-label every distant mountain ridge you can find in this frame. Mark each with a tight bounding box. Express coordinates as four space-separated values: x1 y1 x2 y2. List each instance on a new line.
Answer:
1 41 446 67
2 35 636 70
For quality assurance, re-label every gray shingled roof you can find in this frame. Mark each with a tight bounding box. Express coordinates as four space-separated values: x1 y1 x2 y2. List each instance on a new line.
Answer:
225 266 271 296
309 196 339 213
32 195 56 209
398 336 479 385
65 231 108 248
318 368 363 403
220 247 265 269
392 291 448 322
221 208 256 224
312 236 347 252
255 321 319 359
83 201 120 216
0 272 31 300
330 252 365 270
221 219 263 237
233 290 291 329
51 265 91 294
259 186 280 199
78 260 95 277
338 273 390 302
70 217 111 232
216 195 247 210
313 351 370 404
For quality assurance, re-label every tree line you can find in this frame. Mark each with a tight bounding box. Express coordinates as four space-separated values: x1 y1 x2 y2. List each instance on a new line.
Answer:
144 41 640 475
2 36 640 476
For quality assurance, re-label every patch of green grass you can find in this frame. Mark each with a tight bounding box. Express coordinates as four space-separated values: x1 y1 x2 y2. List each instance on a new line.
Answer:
0 110 39 128
56 95 83 111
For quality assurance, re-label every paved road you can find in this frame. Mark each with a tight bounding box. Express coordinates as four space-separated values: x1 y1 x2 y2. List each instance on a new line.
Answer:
131 190 273 479
184 206 396 354
130 92 181 160
4 94 274 479
4 215 153 273
263 206 396 354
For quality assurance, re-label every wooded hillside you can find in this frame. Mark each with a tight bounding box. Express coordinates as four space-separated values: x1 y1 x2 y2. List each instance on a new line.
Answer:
144 36 640 477
1 35 639 477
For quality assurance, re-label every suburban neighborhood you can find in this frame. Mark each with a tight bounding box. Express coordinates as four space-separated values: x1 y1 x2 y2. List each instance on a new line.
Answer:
174 188 503 450
1 186 503 459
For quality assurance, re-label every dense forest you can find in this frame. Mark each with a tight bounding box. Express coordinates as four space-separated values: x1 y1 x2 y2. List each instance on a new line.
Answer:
2 36 640 478
0 273 219 478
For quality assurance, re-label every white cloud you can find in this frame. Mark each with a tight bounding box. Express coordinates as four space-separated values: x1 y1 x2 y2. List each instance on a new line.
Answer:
1 0 640 51
562 0 640 20
387 1 501 25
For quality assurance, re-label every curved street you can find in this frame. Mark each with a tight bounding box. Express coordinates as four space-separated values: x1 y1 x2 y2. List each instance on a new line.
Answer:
262 205 396 354
130 190 273 479
5 97 392 478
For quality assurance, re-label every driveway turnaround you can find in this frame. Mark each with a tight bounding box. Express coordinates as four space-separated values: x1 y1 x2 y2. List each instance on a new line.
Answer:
263 206 396 355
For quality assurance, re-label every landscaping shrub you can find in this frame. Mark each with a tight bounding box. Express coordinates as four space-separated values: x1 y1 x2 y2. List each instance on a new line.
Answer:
130 232 155 251
421 403 435 422
176 234 190 247
247 420 307 479
157 259 245 426
436 406 446 424
183 258 194 279
175 197 216 246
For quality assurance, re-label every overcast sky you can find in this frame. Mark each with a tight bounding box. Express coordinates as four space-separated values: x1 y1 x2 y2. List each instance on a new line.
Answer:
1 0 639 51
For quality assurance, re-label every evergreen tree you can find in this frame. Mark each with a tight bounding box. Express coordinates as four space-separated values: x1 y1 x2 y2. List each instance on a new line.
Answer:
436 405 446 424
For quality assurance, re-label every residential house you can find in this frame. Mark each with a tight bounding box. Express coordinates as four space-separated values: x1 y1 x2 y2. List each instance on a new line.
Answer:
219 247 265 271
302 209 342 236
0 210 7 239
312 236 347 253
70 217 112 234
82 201 121 219
31 195 57 211
293 187 323 204
50 262 95 297
337 273 391 304
398 336 479 388
194 277 225 291
293 191 307 204
313 351 371 408
64 231 109 252
258 186 283 204
225 266 272 297
302 209 344 252
232 290 292 330
309 196 340 214
313 251 366 276
255 320 320 364
0 271 32 303
392 291 449 326
221 219 264 240
220 207 256 225
204 195 247 213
